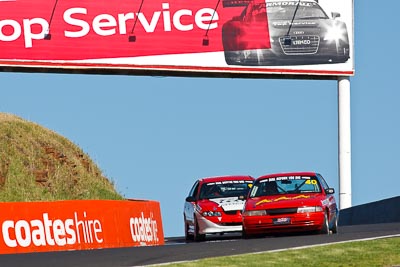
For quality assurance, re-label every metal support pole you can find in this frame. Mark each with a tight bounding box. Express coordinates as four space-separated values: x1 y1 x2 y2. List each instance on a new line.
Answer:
338 76 352 209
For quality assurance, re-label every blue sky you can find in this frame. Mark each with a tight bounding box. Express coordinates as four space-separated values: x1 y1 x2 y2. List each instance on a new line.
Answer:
1 1 400 237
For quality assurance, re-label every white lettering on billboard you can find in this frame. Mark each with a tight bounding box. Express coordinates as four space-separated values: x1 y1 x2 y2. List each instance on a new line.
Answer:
129 212 159 244
0 20 21 42
0 3 219 48
1 212 103 248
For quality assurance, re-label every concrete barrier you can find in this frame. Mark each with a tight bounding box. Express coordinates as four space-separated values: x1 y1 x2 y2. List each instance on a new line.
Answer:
339 196 400 226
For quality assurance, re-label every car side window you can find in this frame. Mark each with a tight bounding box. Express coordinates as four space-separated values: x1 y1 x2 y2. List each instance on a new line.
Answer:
317 174 329 190
188 181 200 199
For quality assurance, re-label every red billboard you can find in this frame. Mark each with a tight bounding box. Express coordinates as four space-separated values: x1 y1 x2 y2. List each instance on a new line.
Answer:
0 0 354 77
0 200 164 254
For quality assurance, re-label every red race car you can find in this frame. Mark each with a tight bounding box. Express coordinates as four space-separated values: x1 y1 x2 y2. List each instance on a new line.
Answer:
242 172 338 238
184 175 254 241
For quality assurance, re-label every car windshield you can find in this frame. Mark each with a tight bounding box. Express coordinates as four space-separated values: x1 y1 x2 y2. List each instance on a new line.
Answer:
199 180 253 199
250 175 321 197
247 2 328 21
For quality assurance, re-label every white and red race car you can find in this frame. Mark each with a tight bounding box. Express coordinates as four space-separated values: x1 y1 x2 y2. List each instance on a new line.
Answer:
183 175 254 241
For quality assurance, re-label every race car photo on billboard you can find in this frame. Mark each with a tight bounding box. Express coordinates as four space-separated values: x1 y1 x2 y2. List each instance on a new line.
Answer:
221 0 350 66
183 175 254 241
242 172 338 238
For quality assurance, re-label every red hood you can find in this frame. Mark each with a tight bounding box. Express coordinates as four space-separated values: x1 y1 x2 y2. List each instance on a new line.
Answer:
246 193 323 210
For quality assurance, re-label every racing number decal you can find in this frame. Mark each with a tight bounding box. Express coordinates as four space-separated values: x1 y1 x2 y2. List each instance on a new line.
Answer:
305 180 317 185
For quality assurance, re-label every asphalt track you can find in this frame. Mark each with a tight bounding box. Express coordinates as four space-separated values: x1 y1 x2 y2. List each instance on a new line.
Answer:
0 223 399 267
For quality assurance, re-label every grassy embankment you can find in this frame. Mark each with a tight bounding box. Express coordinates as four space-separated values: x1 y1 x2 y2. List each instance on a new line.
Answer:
162 237 400 267
0 113 123 201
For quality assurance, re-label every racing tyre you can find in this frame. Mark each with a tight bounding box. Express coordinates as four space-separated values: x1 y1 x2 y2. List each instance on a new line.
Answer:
224 51 236 65
330 212 339 234
193 218 205 242
319 212 330 235
184 217 193 241
242 229 249 239
242 229 253 239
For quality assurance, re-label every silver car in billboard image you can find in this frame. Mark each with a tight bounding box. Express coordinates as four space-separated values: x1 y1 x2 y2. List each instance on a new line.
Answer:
222 0 350 66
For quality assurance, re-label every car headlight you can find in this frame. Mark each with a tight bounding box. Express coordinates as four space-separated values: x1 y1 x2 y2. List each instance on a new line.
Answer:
297 206 323 213
202 211 222 217
195 205 202 213
243 210 267 216
324 23 347 43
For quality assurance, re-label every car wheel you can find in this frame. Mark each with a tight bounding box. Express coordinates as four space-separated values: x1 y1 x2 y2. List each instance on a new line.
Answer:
184 217 193 241
319 212 330 235
242 228 251 239
224 51 237 65
193 217 205 242
330 212 339 234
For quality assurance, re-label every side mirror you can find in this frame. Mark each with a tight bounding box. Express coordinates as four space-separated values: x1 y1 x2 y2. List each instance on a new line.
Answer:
185 196 196 202
325 188 335 194
332 12 341 19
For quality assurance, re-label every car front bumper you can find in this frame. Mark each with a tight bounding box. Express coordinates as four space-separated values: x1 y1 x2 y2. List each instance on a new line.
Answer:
197 215 243 235
224 38 350 66
243 211 325 235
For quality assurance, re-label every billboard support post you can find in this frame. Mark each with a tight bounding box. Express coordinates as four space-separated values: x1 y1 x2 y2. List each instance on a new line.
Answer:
338 76 352 209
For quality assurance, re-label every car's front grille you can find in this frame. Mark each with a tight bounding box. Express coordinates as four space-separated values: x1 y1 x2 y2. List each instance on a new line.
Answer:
266 208 297 215
220 222 242 226
279 35 320 55
224 210 239 215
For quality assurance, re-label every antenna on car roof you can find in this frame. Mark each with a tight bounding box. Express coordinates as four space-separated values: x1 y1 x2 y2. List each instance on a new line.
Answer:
44 0 59 40
283 0 301 45
129 0 145 42
202 0 221 46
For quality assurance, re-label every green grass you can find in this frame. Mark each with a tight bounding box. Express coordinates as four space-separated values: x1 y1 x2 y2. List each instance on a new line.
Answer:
0 113 124 201
161 237 400 267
